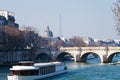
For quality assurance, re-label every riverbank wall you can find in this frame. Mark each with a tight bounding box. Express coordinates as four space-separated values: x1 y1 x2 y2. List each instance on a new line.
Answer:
0 49 32 65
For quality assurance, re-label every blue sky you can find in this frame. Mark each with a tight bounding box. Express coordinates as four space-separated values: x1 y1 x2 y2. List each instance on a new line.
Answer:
0 0 118 39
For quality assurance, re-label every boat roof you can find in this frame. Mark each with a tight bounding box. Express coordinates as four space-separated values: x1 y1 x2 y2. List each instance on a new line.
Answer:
18 61 34 64
10 66 38 71
34 62 62 67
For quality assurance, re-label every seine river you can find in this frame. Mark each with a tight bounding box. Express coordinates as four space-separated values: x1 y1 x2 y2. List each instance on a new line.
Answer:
1 57 120 80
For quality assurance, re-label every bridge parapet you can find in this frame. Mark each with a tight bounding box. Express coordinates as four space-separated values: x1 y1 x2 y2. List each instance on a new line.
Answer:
108 47 120 51
81 47 106 51
60 47 80 51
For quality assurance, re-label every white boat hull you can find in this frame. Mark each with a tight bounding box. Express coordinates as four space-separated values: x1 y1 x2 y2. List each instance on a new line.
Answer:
8 70 67 80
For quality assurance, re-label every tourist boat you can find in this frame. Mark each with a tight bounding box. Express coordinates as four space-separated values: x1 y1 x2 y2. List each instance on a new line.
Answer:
7 61 67 80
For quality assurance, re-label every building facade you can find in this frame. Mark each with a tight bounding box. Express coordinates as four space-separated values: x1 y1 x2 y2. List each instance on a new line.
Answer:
0 10 19 49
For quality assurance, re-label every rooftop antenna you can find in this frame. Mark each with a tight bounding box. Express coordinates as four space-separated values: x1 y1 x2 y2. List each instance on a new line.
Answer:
59 14 62 37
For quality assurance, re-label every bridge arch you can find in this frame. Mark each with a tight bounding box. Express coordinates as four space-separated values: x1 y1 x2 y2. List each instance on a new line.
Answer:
80 52 101 63
107 52 120 63
56 52 74 62
35 53 51 62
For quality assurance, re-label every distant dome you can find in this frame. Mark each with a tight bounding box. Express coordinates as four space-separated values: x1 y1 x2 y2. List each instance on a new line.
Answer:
42 25 53 38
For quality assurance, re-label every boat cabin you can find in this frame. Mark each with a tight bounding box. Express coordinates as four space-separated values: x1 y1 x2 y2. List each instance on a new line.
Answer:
10 62 65 76
8 61 67 80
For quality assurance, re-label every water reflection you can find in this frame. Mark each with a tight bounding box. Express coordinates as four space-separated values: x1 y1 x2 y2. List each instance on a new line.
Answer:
112 53 120 62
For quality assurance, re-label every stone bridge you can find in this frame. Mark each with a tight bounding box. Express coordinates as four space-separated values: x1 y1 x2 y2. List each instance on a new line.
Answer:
58 47 120 63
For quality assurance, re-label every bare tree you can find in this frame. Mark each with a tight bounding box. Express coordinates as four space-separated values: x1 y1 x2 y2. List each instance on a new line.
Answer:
113 0 120 35
69 36 86 47
2 26 24 49
3 26 20 37
20 25 37 33
20 26 39 48
50 39 64 48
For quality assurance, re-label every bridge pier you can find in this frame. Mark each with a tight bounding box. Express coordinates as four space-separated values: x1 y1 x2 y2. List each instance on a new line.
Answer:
100 55 108 63
74 54 81 62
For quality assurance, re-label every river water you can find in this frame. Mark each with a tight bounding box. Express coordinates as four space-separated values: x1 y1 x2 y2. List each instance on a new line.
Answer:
1 58 120 80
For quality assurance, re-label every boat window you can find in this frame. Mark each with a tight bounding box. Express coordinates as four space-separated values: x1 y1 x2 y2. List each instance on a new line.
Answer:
40 65 55 75
11 70 39 76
